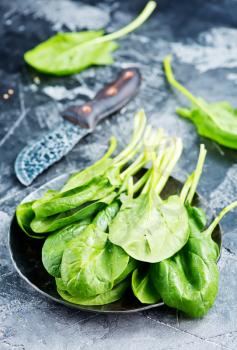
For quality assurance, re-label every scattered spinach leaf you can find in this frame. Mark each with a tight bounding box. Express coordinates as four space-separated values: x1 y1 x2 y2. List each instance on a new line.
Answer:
164 55 237 149
24 1 156 76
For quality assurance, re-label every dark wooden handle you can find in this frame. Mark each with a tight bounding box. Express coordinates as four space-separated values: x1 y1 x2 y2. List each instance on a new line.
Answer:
62 68 141 129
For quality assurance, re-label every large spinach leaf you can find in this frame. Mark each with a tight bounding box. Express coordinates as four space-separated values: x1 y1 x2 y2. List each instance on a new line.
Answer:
61 202 130 297
109 137 189 263
164 55 237 149
151 205 220 318
109 193 189 263
24 2 156 76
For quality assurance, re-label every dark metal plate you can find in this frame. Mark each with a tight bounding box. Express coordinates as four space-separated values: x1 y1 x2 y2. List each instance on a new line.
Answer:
9 172 222 314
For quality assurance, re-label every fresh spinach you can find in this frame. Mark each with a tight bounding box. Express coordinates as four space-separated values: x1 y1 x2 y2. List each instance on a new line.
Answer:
109 137 190 263
164 55 237 149
24 1 156 76
42 219 91 277
56 277 130 306
151 204 224 318
61 202 130 297
151 145 237 317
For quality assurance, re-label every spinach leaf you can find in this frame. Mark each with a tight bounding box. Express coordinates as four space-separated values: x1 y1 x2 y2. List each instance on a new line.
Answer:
33 176 115 218
164 55 237 149
115 258 138 285
151 205 220 318
24 1 156 76
42 219 91 277
30 197 112 233
56 277 129 306
16 201 38 238
61 202 130 297
109 138 190 263
132 265 160 304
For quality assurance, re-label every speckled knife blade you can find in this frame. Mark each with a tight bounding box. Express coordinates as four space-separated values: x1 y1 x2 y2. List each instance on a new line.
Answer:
15 68 141 186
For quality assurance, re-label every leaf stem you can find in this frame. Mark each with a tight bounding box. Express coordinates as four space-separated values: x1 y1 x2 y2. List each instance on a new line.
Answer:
113 109 146 165
180 173 194 204
186 144 207 204
155 138 183 195
163 55 218 124
95 1 157 44
204 201 237 237
133 168 152 194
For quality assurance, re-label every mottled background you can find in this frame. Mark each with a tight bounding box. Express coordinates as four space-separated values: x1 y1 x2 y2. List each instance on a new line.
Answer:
1 0 237 349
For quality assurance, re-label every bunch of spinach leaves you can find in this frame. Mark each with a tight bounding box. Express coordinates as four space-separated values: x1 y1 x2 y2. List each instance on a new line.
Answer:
164 55 237 149
16 112 237 314
24 1 156 76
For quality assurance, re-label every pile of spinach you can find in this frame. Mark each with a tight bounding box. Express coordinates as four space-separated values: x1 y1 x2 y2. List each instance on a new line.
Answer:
24 1 157 75
16 111 237 315
164 55 237 149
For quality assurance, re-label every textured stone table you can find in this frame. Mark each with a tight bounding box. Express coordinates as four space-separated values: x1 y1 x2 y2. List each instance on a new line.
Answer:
1 0 237 349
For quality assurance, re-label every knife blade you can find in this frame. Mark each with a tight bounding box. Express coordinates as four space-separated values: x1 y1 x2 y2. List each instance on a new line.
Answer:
15 68 141 186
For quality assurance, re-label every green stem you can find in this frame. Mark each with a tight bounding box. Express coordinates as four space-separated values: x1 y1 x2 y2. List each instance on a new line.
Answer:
163 55 217 123
113 109 146 164
180 173 194 204
133 168 152 194
155 138 183 195
204 201 237 237
126 176 134 199
186 144 207 204
95 1 157 44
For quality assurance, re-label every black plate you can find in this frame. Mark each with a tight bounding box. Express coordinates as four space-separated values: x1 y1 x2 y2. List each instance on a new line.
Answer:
9 172 222 313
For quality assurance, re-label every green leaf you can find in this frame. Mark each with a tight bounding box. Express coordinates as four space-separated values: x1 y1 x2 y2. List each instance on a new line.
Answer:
25 31 118 75
60 203 130 297
109 192 190 263
30 200 107 233
56 277 129 306
16 201 44 239
132 265 160 304
32 176 115 218
164 55 237 149
151 206 219 318
24 1 157 76
42 219 90 277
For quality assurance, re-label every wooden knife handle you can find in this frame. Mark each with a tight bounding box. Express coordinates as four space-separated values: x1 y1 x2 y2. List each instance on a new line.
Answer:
62 68 141 129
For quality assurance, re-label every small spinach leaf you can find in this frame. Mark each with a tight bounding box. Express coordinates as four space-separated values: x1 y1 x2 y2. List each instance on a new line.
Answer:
132 265 160 304
56 277 130 306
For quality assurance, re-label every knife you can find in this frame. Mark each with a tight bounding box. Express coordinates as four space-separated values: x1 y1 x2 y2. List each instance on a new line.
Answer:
15 68 141 186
